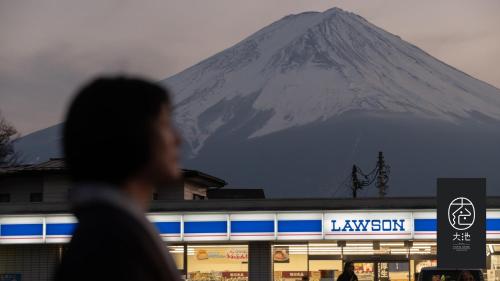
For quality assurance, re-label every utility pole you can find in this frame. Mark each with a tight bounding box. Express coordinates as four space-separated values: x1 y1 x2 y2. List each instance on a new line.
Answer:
351 165 361 198
376 151 389 197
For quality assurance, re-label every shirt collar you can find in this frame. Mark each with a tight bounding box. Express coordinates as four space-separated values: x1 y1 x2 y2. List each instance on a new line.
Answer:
70 182 145 221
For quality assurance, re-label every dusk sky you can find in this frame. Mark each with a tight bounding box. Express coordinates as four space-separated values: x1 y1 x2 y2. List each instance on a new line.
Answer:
1 0 499 135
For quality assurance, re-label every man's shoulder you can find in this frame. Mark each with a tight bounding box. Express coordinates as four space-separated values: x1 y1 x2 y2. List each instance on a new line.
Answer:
73 201 151 240
64 201 159 269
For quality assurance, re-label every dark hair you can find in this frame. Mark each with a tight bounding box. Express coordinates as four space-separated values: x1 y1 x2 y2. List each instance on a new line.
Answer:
63 76 171 185
343 261 354 272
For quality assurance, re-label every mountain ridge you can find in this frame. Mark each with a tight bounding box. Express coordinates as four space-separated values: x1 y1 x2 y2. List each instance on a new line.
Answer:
162 7 500 157
12 7 500 198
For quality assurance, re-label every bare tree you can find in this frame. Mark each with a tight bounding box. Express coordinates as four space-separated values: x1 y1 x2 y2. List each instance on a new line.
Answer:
0 112 18 166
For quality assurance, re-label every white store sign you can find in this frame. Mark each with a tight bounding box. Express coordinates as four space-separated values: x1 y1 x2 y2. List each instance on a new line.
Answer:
2 209 500 244
324 211 413 240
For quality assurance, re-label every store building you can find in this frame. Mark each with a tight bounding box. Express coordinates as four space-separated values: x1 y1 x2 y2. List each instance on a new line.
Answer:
0 158 227 203
3 197 500 281
1 161 500 281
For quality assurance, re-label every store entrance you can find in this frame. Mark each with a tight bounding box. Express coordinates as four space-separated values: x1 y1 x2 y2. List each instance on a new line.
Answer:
352 261 409 281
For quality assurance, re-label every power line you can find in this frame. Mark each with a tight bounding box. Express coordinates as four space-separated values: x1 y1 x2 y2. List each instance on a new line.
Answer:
343 151 390 198
332 173 351 197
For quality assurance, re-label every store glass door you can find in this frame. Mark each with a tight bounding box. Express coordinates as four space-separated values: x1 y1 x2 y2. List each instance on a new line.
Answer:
378 262 409 281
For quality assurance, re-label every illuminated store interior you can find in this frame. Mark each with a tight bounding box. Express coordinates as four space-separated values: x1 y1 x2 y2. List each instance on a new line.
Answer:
2 206 500 281
163 241 500 281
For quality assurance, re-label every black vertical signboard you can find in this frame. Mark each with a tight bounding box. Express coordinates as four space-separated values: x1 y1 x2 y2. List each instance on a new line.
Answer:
437 178 486 269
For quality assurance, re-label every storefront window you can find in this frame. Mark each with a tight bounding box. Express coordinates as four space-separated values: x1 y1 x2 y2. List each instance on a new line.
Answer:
381 262 409 281
413 259 436 274
273 244 309 281
409 241 437 281
273 243 344 281
487 244 500 281
168 245 185 272
308 243 343 281
271 242 440 281
187 244 248 281
354 263 375 281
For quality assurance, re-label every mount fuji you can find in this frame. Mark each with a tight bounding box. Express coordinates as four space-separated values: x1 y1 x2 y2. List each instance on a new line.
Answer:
14 7 500 197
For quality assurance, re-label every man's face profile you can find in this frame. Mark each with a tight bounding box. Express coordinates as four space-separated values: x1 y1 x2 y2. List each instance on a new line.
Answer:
150 104 182 184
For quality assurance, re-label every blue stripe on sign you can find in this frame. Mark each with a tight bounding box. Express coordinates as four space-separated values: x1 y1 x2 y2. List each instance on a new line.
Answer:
278 220 322 233
414 218 500 231
487 219 500 231
414 219 436 231
46 223 77 235
231 220 274 233
154 222 181 234
1 224 43 236
184 221 227 234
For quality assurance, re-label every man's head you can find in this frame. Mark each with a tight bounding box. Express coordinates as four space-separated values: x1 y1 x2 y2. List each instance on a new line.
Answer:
343 261 354 274
63 76 181 187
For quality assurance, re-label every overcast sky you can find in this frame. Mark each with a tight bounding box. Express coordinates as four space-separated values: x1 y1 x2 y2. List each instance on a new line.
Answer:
1 0 499 135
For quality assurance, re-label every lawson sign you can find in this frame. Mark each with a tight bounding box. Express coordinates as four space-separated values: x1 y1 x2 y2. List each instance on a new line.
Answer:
1 210 500 243
324 212 413 240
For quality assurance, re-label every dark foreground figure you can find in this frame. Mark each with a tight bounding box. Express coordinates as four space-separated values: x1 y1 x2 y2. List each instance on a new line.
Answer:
337 261 359 281
55 77 182 281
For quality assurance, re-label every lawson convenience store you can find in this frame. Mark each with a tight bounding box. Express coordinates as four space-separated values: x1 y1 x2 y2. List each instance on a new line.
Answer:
1 197 500 281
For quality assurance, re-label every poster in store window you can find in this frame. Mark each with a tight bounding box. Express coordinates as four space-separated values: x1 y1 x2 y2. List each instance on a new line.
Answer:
273 246 290 263
378 263 389 281
226 248 248 261
195 248 248 262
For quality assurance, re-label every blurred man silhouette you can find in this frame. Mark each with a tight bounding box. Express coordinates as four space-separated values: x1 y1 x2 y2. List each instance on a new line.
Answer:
337 261 358 281
56 77 182 281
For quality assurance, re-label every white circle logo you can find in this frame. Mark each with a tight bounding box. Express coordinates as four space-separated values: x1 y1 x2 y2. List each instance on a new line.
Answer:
448 197 475 230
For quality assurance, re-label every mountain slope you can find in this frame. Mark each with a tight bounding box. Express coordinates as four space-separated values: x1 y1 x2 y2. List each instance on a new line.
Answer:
163 7 500 157
13 7 500 197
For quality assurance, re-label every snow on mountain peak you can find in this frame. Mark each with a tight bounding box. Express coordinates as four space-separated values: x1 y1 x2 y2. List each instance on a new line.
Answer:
161 7 500 156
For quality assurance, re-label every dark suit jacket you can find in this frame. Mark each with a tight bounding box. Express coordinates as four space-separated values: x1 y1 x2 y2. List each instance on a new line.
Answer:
337 273 359 281
55 200 181 281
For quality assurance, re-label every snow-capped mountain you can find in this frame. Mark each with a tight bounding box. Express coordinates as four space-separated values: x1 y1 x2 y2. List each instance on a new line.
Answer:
14 7 500 198
163 7 500 157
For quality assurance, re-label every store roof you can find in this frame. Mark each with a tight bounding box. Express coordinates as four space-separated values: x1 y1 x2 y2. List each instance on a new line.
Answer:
148 196 500 212
0 158 66 173
181 169 227 188
0 158 227 188
207 188 266 199
1 196 500 215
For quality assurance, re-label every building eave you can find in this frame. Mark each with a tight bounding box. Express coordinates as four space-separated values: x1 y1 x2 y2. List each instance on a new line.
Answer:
2 197 500 215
